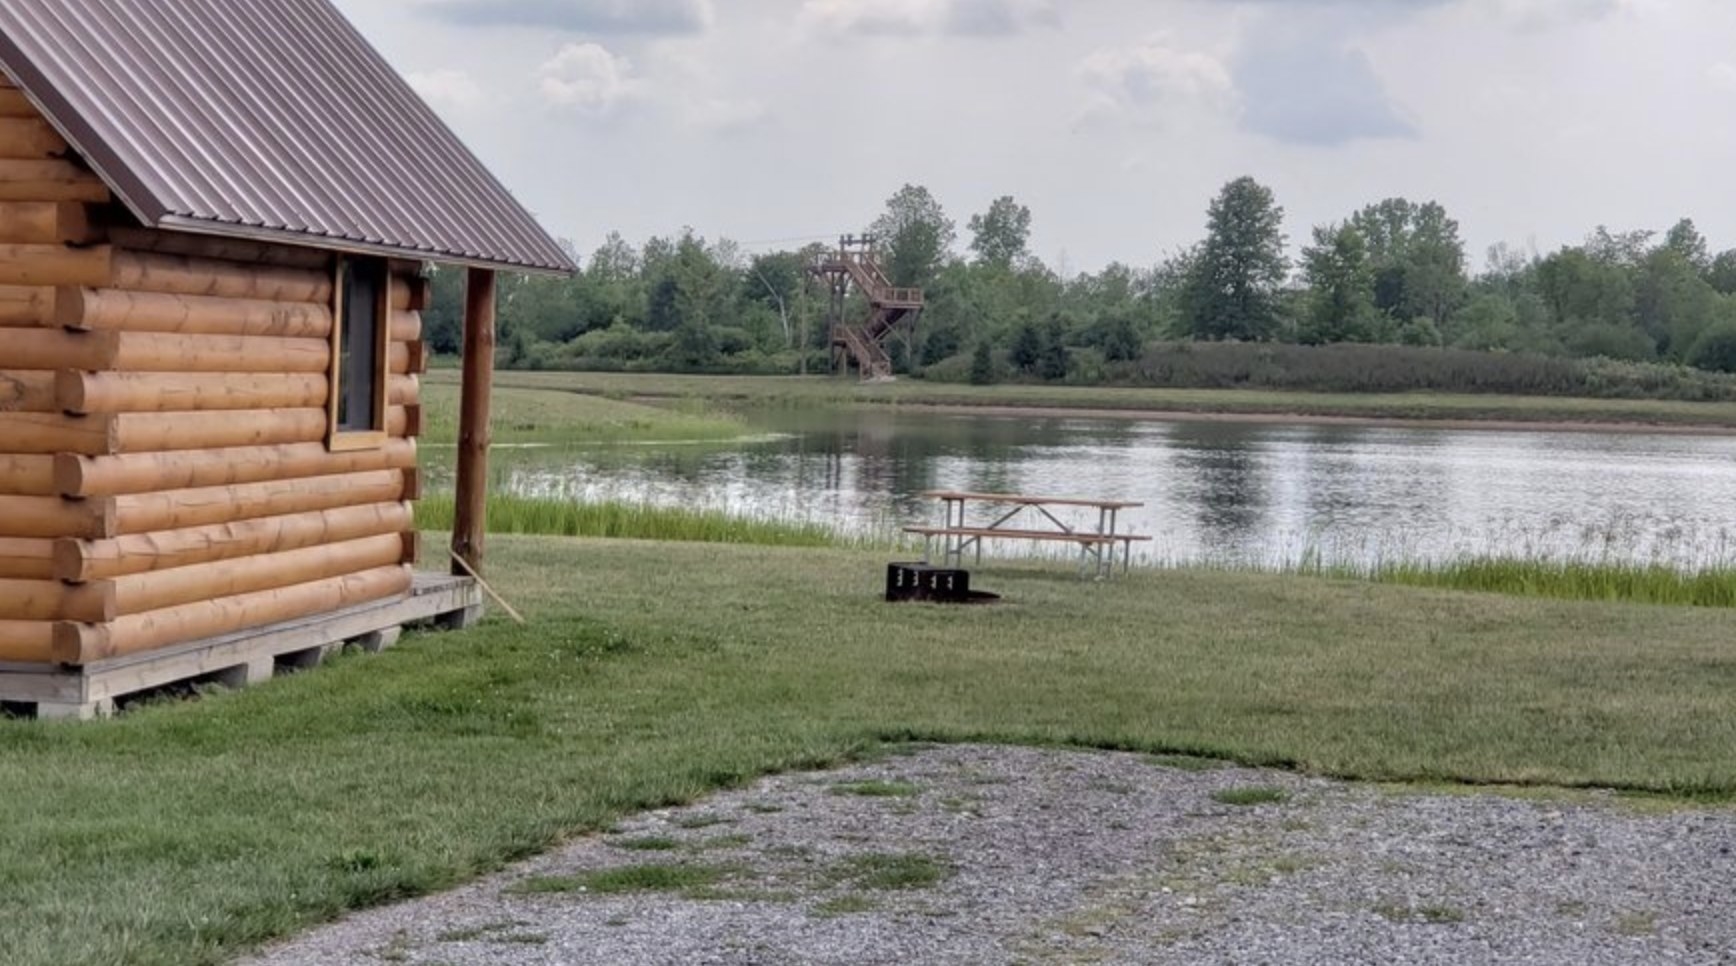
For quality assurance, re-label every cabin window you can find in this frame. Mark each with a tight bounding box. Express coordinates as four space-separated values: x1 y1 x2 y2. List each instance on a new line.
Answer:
329 256 390 449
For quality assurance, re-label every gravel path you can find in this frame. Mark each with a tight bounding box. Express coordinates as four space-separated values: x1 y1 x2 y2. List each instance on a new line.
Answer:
246 745 1736 965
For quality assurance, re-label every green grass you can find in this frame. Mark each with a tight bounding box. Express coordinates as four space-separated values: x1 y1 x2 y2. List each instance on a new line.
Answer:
429 370 1736 430
9 537 1736 964
610 836 680 852
830 780 921 798
414 495 844 547
1368 559 1736 608
510 863 737 896
828 853 953 890
1212 786 1291 807
419 382 745 446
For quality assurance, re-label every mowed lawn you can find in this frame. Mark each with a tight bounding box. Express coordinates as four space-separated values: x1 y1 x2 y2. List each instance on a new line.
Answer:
6 537 1736 965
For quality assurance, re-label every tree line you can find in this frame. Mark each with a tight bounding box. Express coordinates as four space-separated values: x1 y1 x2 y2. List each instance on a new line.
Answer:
422 178 1736 383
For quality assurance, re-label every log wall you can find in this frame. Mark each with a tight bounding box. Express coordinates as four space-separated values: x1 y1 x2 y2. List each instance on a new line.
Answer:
0 84 428 665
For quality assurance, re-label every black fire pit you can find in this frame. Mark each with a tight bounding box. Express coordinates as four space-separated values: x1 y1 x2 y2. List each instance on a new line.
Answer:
884 562 1001 604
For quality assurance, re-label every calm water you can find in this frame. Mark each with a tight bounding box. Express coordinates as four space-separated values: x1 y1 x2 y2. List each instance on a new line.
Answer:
426 409 1736 569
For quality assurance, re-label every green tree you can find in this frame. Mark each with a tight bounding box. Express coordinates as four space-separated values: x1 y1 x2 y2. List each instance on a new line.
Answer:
1708 250 1736 296
1183 177 1288 342
1300 222 1376 344
1009 320 1043 372
870 184 956 288
1690 318 1736 373
1663 218 1710 272
969 339 996 384
1348 198 1466 325
1038 315 1068 380
1098 314 1142 362
968 195 1033 268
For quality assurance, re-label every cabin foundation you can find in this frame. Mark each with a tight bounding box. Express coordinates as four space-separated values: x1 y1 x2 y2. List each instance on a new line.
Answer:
0 573 480 719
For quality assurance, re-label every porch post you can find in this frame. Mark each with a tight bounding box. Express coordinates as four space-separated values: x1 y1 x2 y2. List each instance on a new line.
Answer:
452 267 496 577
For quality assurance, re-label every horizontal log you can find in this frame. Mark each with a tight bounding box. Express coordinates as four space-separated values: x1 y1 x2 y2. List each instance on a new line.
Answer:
0 577 113 622
0 413 115 456
0 371 55 412
114 470 408 535
390 275 430 312
0 537 54 579
55 564 412 664
57 288 334 338
0 118 68 159
109 332 331 373
111 409 328 453
112 250 333 302
56 438 416 498
0 454 54 495
0 285 55 326
58 372 329 415
0 182 111 203
0 159 102 186
107 228 333 271
104 533 407 617
56 501 412 581
392 404 420 439
389 310 421 342
0 328 110 369
0 495 114 539
390 374 419 407
0 202 92 245
0 620 52 663
0 244 112 287
0 90 38 118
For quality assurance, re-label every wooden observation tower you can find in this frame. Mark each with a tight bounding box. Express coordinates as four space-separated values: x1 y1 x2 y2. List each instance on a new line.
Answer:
811 235 924 380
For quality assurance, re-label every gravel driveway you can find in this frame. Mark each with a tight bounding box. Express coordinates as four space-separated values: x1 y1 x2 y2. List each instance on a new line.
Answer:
246 744 1736 965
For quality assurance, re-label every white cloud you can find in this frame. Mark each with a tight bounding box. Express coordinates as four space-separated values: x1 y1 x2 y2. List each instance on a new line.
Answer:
800 0 1055 38
537 43 644 115
1711 62 1736 96
424 0 714 35
406 69 485 112
1470 0 1625 28
1077 34 1235 123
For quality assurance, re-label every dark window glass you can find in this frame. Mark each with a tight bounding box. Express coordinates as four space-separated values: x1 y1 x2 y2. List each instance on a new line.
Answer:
338 258 384 432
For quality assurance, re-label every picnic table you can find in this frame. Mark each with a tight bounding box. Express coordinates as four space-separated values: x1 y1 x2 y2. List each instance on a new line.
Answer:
904 490 1150 579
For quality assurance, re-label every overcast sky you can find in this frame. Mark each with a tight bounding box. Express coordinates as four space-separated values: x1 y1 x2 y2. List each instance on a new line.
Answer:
333 0 1736 274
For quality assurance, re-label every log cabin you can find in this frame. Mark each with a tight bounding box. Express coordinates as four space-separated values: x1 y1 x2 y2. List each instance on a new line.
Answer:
0 0 576 717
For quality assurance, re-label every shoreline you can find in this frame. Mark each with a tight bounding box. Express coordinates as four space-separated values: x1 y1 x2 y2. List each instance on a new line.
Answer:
895 403 1736 437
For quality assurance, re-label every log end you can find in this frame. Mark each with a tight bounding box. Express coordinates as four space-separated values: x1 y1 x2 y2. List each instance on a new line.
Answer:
52 537 90 583
51 285 88 330
52 620 108 665
53 368 87 415
53 451 90 497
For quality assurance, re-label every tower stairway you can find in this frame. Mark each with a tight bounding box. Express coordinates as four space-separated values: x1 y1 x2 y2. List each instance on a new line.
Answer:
810 235 925 380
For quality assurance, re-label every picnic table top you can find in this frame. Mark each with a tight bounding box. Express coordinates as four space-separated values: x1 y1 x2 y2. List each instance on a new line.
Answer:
919 490 1145 510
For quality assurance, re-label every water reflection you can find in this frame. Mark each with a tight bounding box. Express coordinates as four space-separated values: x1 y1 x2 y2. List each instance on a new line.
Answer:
422 409 1736 569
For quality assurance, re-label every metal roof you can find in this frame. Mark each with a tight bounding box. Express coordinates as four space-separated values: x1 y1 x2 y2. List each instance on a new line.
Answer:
0 0 576 275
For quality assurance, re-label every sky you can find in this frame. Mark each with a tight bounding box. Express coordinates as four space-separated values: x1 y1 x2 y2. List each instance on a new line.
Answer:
333 0 1736 275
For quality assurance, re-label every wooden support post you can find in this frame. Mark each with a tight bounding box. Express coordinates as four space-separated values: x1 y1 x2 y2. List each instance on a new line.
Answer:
452 268 495 578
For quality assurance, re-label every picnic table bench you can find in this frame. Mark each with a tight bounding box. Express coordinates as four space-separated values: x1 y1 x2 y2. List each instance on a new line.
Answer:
904 490 1150 579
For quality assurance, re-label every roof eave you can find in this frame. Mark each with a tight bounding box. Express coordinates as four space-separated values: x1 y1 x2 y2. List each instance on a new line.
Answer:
156 215 577 277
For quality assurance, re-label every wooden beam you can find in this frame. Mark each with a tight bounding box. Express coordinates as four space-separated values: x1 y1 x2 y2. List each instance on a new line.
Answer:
56 438 416 498
0 118 68 159
55 502 413 581
0 244 112 287
0 413 117 456
0 577 114 622
108 332 331 373
0 285 56 326
0 537 54 579
113 469 408 535
107 409 331 454
0 620 52 663
54 564 412 664
0 455 54 496
111 250 333 302
0 203 93 245
105 228 332 270
0 90 39 119
0 495 116 539
56 288 334 338
0 371 56 412
453 268 496 577
105 533 408 617
56 372 329 415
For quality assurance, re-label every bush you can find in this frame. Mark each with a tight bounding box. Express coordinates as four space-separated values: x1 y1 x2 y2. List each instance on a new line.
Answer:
1690 320 1736 374
969 341 997 385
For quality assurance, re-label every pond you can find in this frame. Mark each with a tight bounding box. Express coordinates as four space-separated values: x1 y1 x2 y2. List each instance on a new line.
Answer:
423 408 1736 570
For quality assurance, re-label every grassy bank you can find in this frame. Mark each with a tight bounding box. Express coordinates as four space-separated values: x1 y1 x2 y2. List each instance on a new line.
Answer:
419 381 743 445
1365 559 1736 609
428 370 1736 430
7 537 1736 965
415 494 843 547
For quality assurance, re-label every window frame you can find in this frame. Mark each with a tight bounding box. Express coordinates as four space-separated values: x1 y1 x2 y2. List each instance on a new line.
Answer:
326 255 392 452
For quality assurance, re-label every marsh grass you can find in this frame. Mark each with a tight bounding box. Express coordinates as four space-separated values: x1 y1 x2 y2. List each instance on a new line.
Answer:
420 383 744 446
1365 559 1736 608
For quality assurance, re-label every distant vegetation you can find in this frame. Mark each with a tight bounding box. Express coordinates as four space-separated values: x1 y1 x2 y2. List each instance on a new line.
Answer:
415 495 843 548
421 181 1736 396
419 383 743 445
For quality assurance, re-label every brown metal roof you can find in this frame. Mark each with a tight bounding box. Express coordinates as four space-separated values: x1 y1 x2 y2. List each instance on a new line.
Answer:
0 0 576 275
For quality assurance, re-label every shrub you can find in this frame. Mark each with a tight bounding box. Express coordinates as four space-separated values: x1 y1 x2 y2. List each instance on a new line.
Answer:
1690 320 1736 374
